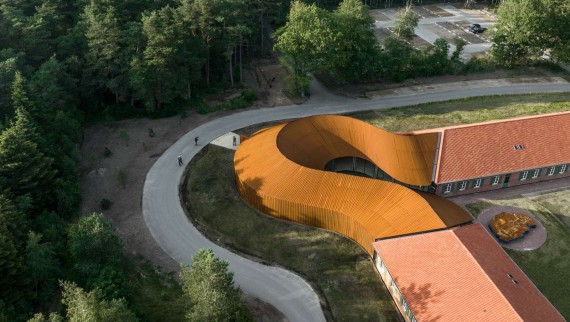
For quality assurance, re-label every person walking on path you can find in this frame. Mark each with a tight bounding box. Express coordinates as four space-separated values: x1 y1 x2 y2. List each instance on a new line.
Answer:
178 156 183 166
194 136 199 145
233 136 237 146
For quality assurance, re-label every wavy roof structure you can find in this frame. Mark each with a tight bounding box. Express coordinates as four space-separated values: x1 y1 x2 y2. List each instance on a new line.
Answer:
234 115 472 254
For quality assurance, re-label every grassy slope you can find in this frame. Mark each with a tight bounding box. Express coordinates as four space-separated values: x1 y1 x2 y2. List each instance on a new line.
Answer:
352 93 570 132
184 145 402 322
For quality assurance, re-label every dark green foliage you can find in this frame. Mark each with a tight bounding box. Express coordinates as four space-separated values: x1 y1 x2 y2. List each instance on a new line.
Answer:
25 232 60 302
0 196 29 317
0 105 55 209
100 199 112 210
180 249 253 322
67 214 127 299
60 281 138 322
492 0 570 66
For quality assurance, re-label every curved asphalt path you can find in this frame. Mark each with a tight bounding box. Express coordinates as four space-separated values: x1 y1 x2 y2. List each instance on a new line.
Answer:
143 81 570 322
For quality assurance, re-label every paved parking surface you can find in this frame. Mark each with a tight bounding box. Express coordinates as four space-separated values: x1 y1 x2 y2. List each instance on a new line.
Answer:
371 3 495 57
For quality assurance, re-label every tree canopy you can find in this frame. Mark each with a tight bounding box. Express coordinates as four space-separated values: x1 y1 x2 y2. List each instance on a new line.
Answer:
180 249 252 322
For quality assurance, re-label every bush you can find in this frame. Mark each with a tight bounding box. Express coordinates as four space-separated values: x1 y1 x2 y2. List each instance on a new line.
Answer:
103 147 112 158
196 89 256 114
463 57 496 74
100 198 112 210
242 87 257 102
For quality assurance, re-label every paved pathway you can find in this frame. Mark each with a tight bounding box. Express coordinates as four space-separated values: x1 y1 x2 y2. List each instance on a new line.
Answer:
143 80 570 322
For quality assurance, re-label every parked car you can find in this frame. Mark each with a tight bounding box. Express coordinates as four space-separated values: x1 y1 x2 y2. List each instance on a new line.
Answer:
467 23 487 34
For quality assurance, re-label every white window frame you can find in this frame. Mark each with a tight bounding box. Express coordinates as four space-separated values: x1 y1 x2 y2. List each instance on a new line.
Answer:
492 176 500 185
474 178 482 188
548 166 556 176
560 164 567 174
521 171 528 180
532 169 540 178
443 183 452 193
459 181 468 191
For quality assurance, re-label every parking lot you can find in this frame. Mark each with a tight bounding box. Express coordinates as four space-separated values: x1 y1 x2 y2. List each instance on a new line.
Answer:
372 3 496 58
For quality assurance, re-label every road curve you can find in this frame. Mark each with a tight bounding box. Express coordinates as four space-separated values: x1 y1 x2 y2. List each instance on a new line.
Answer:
143 82 570 322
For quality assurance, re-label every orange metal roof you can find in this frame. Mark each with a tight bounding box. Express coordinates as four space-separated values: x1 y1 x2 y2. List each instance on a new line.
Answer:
373 223 564 322
277 115 439 186
234 115 472 255
435 111 570 183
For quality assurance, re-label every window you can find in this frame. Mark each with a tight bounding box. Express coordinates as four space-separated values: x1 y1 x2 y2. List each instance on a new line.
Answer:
548 166 556 176
443 183 453 193
474 178 482 188
560 164 567 174
520 171 528 180
532 169 540 178
459 181 468 191
492 176 500 185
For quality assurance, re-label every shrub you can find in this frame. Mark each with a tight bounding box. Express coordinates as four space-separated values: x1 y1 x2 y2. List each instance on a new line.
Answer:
100 198 112 210
148 128 155 137
242 87 257 102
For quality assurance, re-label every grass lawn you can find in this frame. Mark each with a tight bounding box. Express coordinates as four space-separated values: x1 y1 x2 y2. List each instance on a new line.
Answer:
465 190 570 319
351 93 570 132
183 145 402 322
183 93 570 321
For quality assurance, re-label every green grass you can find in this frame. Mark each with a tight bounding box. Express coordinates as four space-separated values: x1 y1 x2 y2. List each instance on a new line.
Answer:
183 145 401 322
182 93 570 321
351 93 570 132
126 256 187 322
466 192 570 320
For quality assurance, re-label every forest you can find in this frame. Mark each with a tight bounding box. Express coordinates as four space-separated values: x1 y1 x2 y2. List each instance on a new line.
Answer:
0 0 568 321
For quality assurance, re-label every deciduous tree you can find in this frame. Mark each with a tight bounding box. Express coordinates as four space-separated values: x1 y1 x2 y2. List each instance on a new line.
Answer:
180 249 252 322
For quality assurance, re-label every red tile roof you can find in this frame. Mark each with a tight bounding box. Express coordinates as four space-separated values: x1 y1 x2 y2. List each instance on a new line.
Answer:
434 111 570 183
373 223 564 322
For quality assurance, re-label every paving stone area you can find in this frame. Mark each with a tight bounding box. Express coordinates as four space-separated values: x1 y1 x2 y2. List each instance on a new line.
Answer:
373 28 392 42
477 206 547 251
424 23 457 42
424 5 454 17
372 3 495 57
412 6 439 18
437 21 486 44
370 10 391 22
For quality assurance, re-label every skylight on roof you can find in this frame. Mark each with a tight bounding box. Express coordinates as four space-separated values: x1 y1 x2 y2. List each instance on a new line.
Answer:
513 144 525 151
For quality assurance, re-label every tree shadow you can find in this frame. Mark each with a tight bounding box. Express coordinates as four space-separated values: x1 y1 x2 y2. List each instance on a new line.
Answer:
396 280 444 322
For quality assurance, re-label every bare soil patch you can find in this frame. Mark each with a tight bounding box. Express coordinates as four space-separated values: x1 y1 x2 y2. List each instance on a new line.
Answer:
79 61 295 320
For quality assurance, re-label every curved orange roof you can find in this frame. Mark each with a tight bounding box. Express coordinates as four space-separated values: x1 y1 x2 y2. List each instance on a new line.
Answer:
234 115 472 255
277 115 439 186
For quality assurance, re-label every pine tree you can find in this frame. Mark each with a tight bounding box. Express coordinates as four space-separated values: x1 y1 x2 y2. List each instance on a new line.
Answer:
0 73 56 208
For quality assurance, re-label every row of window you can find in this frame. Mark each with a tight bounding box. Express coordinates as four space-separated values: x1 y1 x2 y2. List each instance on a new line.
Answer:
442 164 568 193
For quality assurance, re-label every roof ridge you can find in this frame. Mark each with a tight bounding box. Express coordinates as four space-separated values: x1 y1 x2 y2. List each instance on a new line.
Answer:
451 224 523 321
459 224 565 320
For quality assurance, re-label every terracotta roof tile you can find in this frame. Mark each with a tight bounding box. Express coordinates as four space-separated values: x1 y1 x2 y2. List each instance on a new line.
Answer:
436 112 570 183
373 223 564 322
